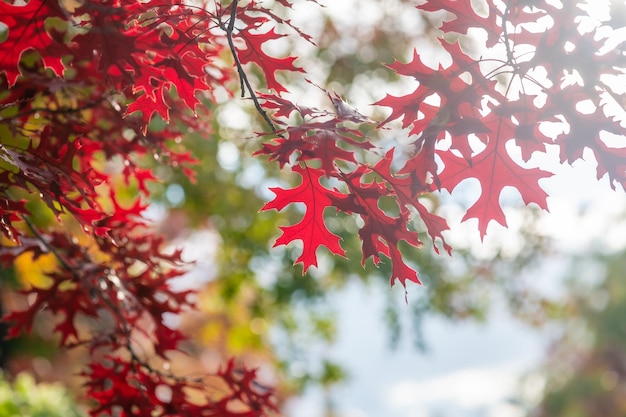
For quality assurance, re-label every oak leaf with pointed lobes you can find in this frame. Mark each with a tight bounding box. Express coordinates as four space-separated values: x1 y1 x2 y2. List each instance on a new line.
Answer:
490 94 555 163
372 149 452 255
0 0 68 87
332 164 423 287
261 164 346 272
437 110 553 238
376 43 497 139
236 25 304 93
418 0 502 47
257 91 319 119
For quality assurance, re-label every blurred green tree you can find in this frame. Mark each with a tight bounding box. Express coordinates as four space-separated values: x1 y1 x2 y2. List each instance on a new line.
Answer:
531 250 626 417
0 372 84 417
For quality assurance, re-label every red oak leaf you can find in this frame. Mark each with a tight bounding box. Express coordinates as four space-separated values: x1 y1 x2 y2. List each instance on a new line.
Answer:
0 1 67 86
261 164 346 272
372 149 452 255
418 0 502 47
438 111 553 238
236 26 304 93
333 165 423 288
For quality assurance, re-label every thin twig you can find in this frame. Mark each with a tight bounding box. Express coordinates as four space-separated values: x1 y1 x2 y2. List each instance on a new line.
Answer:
502 1 515 67
21 215 76 274
221 0 280 133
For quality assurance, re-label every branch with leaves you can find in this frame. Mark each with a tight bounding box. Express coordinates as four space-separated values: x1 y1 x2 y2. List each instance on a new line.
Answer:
0 0 625 415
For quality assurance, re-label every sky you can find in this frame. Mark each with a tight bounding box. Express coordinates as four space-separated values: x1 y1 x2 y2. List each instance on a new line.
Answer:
285 282 547 417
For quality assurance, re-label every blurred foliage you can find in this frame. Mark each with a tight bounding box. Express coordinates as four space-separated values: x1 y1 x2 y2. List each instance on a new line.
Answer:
531 250 626 417
0 372 84 417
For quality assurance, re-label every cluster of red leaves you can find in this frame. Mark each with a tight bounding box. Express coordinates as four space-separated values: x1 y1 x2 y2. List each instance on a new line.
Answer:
256 90 451 287
0 0 309 415
260 0 626 287
85 357 276 417
376 0 626 237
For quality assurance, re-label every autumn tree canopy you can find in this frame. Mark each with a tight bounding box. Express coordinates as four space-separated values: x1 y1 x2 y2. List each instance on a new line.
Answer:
0 0 625 415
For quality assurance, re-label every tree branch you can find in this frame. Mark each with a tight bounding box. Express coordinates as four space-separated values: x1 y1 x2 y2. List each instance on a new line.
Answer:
221 0 280 133
21 215 76 273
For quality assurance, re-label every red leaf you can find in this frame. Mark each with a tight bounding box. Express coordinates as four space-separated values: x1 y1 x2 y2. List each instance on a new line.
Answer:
438 111 553 238
236 26 304 93
261 164 346 272
417 0 502 47
334 165 423 288
0 1 67 86
373 149 452 255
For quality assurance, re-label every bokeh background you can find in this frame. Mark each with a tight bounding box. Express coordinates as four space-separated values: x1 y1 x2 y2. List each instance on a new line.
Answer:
2 1 626 416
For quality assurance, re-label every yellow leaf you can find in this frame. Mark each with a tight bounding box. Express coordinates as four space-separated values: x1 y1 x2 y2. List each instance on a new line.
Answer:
14 251 57 289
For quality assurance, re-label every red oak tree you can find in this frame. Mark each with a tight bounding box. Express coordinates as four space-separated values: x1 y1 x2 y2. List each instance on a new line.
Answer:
0 0 624 415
